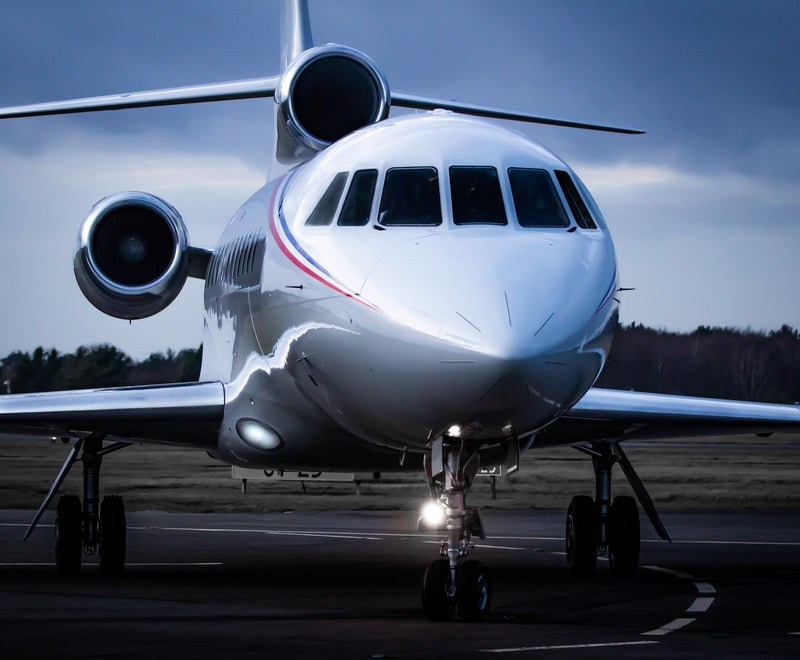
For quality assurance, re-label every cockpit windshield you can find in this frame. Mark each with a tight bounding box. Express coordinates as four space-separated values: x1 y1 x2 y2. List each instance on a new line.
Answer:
449 166 507 225
378 167 442 226
338 169 378 226
508 168 570 228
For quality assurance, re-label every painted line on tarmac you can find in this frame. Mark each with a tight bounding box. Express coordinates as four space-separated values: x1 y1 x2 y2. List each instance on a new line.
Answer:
641 565 695 580
642 617 696 636
694 582 716 594
482 640 659 653
149 526 384 541
640 567 716 636
421 540 527 551
0 562 223 567
686 597 714 613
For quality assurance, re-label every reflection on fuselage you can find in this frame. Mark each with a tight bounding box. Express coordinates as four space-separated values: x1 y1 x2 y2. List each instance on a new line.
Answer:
203 114 618 469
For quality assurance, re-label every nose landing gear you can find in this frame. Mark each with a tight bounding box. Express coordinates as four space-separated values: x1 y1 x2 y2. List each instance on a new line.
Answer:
421 437 492 621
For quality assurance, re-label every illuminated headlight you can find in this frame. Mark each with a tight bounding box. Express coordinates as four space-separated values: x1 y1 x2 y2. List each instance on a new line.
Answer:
236 419 283 451
420 500 446 529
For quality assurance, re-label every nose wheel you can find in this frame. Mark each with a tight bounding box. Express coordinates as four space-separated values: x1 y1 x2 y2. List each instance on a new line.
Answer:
421 437 493 621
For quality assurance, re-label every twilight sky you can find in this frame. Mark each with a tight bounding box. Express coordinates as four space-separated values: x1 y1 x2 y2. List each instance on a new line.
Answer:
0 0 798 359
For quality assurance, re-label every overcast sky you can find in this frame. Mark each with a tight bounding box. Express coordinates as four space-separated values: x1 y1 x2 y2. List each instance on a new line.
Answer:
0 0 798 360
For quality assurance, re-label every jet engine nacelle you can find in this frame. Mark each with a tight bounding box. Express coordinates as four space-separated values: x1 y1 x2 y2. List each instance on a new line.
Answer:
74 192 190 320
276 44 390 153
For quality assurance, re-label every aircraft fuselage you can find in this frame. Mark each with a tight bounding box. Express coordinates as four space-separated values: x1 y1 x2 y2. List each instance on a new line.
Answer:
202 114 618 470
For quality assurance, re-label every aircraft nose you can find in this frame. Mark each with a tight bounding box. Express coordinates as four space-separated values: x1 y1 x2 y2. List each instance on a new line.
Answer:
361 231 580 358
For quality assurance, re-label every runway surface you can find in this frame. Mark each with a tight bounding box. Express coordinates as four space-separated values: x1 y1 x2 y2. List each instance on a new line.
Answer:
1 509 798 658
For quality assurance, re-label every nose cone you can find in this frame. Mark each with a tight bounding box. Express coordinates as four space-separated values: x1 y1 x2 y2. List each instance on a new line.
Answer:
361 230 602 359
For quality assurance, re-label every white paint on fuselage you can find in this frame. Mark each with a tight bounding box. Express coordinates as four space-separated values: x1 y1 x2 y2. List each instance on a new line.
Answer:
205 113 619 466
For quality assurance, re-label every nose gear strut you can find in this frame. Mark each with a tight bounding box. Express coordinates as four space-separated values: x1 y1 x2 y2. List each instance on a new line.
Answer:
421 436 492 621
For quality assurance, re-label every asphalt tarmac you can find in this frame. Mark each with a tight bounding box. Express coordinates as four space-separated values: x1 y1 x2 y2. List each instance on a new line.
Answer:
0 509 798 659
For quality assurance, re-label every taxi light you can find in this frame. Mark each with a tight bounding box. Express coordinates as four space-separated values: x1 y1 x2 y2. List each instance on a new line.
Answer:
447 424 461 438
420 500 446 528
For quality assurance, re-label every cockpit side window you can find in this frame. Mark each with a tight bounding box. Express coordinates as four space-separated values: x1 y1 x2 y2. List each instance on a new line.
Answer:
378 167 442 226
305 171 348 226
554 169 597 229
508 168 570 228
338 169 378 226
449 166 507 225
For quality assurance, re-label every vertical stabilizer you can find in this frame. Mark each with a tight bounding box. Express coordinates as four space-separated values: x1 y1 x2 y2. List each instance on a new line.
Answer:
280 0 313 71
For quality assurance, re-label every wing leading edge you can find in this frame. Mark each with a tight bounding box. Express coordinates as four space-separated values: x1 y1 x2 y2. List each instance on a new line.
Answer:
541 387 800 445
0 381 224 448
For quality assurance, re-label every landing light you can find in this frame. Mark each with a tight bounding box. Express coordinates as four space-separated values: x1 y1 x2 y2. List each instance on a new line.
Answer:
447 425 462 438
236 419 283 451
420 500 446 528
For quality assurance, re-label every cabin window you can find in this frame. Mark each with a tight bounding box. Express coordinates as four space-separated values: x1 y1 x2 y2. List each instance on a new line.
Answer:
378 167 442 226
508 168 570 228
306 171 348 226
554 169 597 229
338 169 378 226
449 166 507 225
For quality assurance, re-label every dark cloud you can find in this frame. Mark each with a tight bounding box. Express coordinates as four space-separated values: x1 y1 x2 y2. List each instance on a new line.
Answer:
0 0 798 356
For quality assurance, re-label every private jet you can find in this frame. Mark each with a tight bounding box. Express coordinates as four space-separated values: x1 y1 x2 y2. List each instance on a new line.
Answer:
1 0 799 622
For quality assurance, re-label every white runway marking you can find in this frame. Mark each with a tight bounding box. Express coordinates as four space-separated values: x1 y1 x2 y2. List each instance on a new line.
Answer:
686 597 714 613
640 567 717 634
0 562 223 567
694 582 716 594
482 640 659 653
151 526 384 541
641 565 695 580
421 540 527 551
642 617 696 636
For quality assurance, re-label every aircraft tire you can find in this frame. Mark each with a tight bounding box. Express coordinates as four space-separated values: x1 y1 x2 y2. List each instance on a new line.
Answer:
456 559 492 621
98 495 126 576
608 495 640 576
566 495 597 575
421 558 454 621
55 494 82 576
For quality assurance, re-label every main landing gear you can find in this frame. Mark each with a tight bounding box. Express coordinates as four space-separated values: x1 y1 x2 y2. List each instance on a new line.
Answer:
25 436 129 575
421 437 493 621
566 441 671 576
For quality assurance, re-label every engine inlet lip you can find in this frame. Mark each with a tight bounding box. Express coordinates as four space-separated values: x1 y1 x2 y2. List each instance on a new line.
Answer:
80 191 187 297
276 43 391 152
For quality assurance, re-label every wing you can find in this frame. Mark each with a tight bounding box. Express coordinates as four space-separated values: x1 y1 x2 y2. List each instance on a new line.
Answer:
0 381 224 448
0 78 279 119
540 387 800 445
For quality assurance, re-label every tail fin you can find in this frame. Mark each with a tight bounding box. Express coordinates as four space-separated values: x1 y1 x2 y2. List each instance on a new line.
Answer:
280 0 314 71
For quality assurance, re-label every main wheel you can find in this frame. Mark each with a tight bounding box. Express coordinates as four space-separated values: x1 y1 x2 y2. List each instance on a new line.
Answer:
422 558 454 621
566 495 598 575
456 559 492 621
55 494 82 576
98 495 126 576
608 495 640 576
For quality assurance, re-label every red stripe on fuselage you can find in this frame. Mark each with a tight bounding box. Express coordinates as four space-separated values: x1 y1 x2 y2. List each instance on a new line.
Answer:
267 177 379 312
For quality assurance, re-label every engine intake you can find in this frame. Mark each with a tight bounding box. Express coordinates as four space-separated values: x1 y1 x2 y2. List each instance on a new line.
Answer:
276 44 390 152
74 192 190 320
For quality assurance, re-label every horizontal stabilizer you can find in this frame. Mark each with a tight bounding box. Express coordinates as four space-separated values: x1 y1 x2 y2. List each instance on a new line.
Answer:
0 77 279 119
392 91 644 134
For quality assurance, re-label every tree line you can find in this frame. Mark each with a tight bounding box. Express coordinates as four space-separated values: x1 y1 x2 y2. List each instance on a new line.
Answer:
595 323 800 404
0 345 201 394
1 324 799 403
